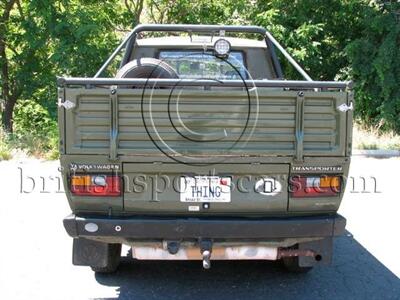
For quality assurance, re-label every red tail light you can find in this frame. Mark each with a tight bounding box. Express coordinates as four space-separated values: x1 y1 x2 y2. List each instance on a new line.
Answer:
290 175 341 198
70 175 121 196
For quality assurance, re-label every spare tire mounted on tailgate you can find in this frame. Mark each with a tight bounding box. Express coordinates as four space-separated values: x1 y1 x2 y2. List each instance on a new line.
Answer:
116 58 178 82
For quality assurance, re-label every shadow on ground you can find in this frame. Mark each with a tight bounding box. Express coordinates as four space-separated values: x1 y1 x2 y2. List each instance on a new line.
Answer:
94 233 400 300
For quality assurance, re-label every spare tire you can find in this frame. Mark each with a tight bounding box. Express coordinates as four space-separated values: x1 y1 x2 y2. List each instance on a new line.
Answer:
116 58 179 84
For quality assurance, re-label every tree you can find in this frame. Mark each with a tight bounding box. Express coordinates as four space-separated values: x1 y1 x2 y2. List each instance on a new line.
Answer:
251 0 375 80
146 0 250 25
124 0 145 27
346 1 400 132
0 0 19 132
0 0 129 132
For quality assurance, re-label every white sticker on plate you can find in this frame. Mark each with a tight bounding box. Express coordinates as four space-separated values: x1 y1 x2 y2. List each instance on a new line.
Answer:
188 205 200 212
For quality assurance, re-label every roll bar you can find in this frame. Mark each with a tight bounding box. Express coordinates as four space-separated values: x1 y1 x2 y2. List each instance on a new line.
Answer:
93 24 312 81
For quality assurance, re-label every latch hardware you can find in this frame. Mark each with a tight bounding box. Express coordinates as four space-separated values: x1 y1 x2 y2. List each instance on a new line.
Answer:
58 99 75 110
337 102 354 112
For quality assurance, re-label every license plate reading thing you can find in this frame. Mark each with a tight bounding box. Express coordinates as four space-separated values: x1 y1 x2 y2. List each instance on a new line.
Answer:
180 176 231 203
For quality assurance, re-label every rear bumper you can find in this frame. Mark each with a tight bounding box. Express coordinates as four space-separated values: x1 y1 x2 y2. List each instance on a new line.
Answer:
63 214 346 240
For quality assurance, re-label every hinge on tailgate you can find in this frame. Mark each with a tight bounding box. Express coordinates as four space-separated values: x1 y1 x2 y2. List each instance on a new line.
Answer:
57 99 75 110
295 91 305 162
109 86 119 161
337 102 354 112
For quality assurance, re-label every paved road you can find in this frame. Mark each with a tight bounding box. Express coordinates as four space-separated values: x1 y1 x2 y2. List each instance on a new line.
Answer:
0 157 399 299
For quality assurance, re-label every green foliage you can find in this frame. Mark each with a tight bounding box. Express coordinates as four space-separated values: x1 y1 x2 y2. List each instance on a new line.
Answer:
0 129 12 161
2 0 127 121
252 0 373 80
13 99 55 138
12 99 59 159
158 0 249 25
346 4 400 132
47 0 126 77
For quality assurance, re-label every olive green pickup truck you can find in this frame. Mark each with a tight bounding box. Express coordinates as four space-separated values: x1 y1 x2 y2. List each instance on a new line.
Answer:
59 24 353 273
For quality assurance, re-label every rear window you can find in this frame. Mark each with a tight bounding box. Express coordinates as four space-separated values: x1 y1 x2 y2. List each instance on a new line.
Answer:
158 50 247 80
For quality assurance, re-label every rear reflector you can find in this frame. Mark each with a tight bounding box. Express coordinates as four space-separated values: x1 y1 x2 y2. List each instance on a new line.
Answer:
290 175 341 198
70 175 121 196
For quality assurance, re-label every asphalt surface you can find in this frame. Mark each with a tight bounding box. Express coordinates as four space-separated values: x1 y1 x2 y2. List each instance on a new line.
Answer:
0 157 399 299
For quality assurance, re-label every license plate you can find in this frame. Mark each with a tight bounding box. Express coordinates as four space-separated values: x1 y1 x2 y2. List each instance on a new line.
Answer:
180 176 231 203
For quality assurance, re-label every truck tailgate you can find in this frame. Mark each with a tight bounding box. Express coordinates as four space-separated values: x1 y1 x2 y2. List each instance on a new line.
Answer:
63 88 348 160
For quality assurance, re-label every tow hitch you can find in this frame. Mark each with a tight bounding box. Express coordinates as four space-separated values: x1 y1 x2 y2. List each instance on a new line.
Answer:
200 239 213 269
202 250 211 269
130 241 318 269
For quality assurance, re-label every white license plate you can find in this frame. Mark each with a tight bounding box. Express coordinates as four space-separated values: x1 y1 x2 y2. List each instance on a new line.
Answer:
180 176 231 203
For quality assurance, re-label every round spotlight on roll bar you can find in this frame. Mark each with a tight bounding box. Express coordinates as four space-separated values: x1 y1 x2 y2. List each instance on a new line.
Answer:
214 39 231 58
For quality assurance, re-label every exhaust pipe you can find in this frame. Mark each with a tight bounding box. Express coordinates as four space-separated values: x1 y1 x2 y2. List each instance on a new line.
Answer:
277 248 316 259
131 242 317 269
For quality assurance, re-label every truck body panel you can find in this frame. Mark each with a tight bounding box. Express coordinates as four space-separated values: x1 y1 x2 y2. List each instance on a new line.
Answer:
59 24 352 271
